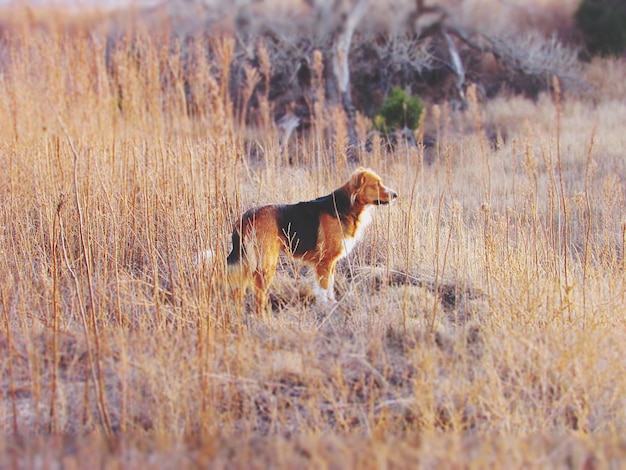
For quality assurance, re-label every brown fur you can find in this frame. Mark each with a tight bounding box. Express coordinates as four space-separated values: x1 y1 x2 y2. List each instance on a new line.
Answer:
227 168 397 314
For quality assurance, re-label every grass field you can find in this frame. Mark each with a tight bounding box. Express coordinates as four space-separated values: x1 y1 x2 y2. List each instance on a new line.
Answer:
1 4 626 468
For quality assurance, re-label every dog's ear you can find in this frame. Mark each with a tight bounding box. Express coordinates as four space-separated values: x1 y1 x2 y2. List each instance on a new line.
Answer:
350 167 367 190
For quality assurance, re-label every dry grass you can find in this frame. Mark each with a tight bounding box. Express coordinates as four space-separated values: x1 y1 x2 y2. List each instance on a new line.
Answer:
1 5 626 468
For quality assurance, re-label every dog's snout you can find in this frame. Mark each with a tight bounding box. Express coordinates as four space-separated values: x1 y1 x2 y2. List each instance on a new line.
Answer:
384 186 398 199
385 188 398 200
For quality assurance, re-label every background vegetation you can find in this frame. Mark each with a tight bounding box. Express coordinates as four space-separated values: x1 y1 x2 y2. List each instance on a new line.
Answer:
373 87 424 135
1 0 625 467
575 0 626 57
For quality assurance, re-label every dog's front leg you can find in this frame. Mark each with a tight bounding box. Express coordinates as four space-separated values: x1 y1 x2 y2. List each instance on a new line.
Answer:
314 260 337 303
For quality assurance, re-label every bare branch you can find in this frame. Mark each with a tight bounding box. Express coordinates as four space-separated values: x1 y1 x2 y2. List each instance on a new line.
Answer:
330 0 371 158
332 0 370 96
442 29 467 108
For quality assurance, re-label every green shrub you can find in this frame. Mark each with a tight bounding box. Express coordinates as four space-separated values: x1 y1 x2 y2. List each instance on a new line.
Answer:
575 0 626 57
373 87 424 134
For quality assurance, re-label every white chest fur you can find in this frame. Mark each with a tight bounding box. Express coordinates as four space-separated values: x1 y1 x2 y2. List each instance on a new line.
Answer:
340 207 373 258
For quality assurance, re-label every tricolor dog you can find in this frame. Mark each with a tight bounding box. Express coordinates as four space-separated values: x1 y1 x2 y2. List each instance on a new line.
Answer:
227 168 398 313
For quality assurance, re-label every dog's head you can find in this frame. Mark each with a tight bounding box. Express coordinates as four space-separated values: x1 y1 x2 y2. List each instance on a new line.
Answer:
349 168 398 206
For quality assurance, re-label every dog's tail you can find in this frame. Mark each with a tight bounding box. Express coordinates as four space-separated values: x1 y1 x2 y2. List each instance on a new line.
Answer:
227 230 243 266
226 229 249 301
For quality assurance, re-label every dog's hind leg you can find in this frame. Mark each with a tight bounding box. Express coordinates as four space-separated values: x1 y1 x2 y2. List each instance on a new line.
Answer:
252 239 280 316
252 271 271 317
227 260 250 311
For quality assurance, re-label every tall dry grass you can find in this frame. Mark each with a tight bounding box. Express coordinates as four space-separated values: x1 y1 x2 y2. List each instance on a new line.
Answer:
1 6 626 468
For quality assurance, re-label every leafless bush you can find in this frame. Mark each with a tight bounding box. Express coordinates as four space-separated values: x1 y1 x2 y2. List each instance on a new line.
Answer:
114 0 586 129
482 32 583 96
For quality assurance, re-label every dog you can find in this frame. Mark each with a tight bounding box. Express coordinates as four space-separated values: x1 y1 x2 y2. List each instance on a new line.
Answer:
227 168 398 314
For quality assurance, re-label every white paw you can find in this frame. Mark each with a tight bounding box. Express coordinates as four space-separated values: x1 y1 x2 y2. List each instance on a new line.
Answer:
195 249 215 267
312 284 333 303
